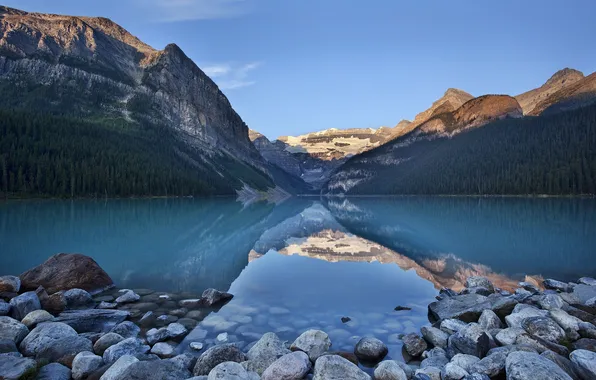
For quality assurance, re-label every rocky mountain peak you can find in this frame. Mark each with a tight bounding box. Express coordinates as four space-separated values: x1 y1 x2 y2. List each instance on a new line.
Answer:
515 68 585 114
545 68 584 86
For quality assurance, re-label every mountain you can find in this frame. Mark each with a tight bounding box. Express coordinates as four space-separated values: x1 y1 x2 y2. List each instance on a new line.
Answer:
325 98 596 195
515 68 585 115
0 6 276 197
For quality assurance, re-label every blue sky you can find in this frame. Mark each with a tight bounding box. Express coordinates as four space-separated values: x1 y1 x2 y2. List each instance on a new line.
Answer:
6 1 596 139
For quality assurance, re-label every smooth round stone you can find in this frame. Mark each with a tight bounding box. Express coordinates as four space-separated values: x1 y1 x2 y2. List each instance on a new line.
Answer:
0 316 29 345
190 342 204 351
374 360 408 380
93 332 124 356
290 329 331 362
313 355 370 380
21 309 54 329
354 337 388 363
261 351 311 380
151 342 176 358
72 351 103 380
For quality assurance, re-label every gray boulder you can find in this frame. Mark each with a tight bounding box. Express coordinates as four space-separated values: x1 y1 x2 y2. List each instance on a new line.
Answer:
465 277 495 293
428 294 490 323
103 337 150 364
245 332 290 374
64 288 94 309
36 335 94 366
21 309 54 329
441 363 469 380
261 351 311 380
313 354 371 380
478 310 503 330
494 328 524 346
450 353 480 372
110 321 140 339
151 342 177 358
9 291 41 320
94 332 125 356
98 354 139 380
0 316 29 345
538 294 566 310
570 349 596 380
448 323 490 358
573 285 596 304
414 366 441 380
578 277 596 286
373 360 408 380
421 326 449 349
110 357 192 380
505 351 573 380
505 305 548 328
469 351 506 377
0 276 20 293
440 319 468 334
354 337 388 363
541 350 580 380
72 351 103 380
0 338 17 353
402 333 428 357
521 316 566 343
290 329 331 362
19 321 77 356
193 344 247 376
207 361 256 380
544 279 572 292
489 295 518 319
0 353 36 380
0 301 10 316
36 363 72 380
54 309 130 333
201 288 233 307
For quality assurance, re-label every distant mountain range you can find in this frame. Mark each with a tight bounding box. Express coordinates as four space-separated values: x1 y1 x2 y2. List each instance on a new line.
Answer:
1 6 594 197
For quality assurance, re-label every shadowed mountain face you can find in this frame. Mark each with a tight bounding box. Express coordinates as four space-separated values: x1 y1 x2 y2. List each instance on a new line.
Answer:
0 6 277 196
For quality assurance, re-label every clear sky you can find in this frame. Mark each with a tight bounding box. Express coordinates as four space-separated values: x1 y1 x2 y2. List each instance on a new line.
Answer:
5 1 596 139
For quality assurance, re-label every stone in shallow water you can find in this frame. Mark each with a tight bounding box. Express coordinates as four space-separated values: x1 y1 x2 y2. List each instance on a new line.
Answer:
354 337 388 364
313 354 371 380
245 332 290 375
190 342 204 351
201 288 233 307
207 361 255 380
290 329 331 362
151 342 177 358
579 277 596 286
261 351 311 380
115 290 140 304
506 351 573 380
54 309 130 333
402 333 428 357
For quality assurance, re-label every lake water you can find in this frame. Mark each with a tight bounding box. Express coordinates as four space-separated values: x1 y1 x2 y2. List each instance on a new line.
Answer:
1 197 595 362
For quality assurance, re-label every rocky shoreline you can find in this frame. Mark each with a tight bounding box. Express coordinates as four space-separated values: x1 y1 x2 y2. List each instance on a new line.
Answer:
1 254 595 379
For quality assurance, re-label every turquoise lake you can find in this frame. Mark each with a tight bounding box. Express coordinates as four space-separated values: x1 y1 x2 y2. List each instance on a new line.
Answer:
1 197 595 361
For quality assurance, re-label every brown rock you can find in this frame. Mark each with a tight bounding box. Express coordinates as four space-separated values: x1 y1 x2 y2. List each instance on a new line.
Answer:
20 254 113 294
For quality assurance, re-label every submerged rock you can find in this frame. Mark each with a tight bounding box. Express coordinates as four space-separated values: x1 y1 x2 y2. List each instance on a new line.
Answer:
19 253 113 294
201 288 233 307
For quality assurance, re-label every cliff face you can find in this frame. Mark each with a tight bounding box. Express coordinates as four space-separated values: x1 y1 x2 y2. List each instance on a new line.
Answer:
0 6 271 192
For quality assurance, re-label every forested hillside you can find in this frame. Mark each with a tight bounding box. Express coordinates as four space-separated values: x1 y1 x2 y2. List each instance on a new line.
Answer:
0 110 274 198
326 104 596 195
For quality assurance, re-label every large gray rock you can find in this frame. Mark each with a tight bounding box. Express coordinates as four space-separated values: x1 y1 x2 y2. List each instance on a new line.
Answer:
521 316 566 343
478 310 503 330
290 329 331 362
544 279 572 292
540 350 580 380
505 351 572 380
193 344 247 376
440 319 468 335
9 291 41 320
36 363 72 380
469 351 507 377
102 337 150 364
112 357 193 380
207 361 256 380
0 338 17 354
505 305 548 328
421 326 449 349
0 276 20 293
354 337 388 363
72 351 103 380
54 309 130 333
110 321 140 339
489 295 518 319
414 366 441 380
570 349 596 380
19 321 78 356
99 355 139 380
573 284 596 304
450 353 480 372
428 294 491 323
402 333 428 357
245 332 290 374
448 323 490 358
494 328 524 346
465 277 495 293
0 353 37 380
94 332 125 356
201 288 233 307
64 288 94 309
420 353 449 370
313 354 371 380
538 294 566 310
146 323 188 345
19 253 113 294
579 277 596 286
549 309 584 333
373 360 408 380
36 335 94 366
261 351 311 380
0 301 10 316
441 363 469 380
0 316 29 345
21 309 54 329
